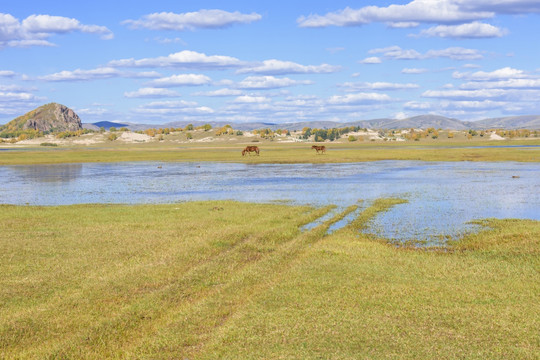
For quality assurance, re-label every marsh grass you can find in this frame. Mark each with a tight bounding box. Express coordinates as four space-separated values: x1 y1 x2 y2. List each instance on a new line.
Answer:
1 139 539 165
1 201 538 359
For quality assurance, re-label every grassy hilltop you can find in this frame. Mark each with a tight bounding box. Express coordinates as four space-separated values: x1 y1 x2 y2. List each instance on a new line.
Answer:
1 201 538 358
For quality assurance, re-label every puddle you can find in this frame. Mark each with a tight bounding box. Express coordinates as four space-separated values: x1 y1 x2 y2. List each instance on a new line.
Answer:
0 161 538 245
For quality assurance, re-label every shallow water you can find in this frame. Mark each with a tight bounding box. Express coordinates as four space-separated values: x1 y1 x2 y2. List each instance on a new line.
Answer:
1 161 538 245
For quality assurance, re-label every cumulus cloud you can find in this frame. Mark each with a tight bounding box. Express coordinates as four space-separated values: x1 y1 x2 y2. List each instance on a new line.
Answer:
124 88 181 98
109 50 244 70
233 95 270 103
370 46 483 61
38 67 161 81
0 13 113 48
360 57 382 64
297 1 492 28
236 76 313 89
237 59 341 75
123 9 261 31
416 22 506 39
297 0 539 28
339 81 419 91
453 67 529 81
148 74 212 87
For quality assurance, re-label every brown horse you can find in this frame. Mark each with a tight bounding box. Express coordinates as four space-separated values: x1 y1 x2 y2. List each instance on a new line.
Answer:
311 145 326 154
242 146 260 156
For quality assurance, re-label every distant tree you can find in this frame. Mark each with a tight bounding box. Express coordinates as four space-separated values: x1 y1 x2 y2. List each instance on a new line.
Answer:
99 127 105 133
186 132 193 139
203 124 212 131
348 135 357 142
109 127 117 132
107 133 118 141
120 127 129 132
185 124 194 131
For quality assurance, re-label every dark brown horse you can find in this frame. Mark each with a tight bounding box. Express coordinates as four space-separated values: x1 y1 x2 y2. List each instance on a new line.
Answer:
311 145 326 154
242 146 260 156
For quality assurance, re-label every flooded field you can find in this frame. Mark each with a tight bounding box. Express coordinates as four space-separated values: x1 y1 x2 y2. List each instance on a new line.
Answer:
1 161 538 245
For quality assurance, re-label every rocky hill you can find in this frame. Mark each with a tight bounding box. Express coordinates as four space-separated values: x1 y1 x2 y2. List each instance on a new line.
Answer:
1 103 82 133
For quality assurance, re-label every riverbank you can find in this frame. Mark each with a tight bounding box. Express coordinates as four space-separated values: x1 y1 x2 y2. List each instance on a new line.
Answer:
1 139 539 165
1 200 538 358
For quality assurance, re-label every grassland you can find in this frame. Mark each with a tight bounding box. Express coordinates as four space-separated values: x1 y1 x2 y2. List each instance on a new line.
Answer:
1 200 538 359
1 138 539 165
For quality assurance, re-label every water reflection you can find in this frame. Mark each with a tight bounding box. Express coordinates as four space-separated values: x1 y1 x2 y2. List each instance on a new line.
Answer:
0 161 538 245
9 164 83 183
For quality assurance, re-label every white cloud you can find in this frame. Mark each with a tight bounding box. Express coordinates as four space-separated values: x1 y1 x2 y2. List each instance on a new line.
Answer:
0 13 113 48
0 70 15 77
0 84 35 92
109 50 244 70
453 67 529 81
297 1 492 28
370 46 483 61
404 101 433 110
123 9 261 31
233 95 270 103
75 108 110 116
328 92 392 105
416 22 506 39
401 68 429 74
461 79 540 90
369 46 422 60
422 89 508 99
425 47 483 60
361 57 382 64
38 67 161 81
149 74 212 87
193 88 243 97
339 81 419 91
237 59 341 75
134 100 214 115
394 112 408 119
124 88 181 98
0 91 39 102
236 76 313 89
297 0 540 28
440 100 508 110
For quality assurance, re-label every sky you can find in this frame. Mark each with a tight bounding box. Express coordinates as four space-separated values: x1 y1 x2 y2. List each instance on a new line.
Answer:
1 0 540 125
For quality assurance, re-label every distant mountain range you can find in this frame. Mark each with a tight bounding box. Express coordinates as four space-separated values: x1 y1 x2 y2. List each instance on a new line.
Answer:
3 104 539 132
82 114 540 131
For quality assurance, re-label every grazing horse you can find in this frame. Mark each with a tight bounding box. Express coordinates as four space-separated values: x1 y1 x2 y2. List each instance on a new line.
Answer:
311 145 326 154
242 145 260 156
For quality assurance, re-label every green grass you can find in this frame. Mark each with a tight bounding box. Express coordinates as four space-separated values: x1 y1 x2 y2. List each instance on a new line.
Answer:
1 201 538 359
1 138 540 165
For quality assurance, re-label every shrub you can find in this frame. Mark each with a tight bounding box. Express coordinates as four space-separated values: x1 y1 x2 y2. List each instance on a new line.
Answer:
107 133 118 141
186 132 193 139
40 142 58 147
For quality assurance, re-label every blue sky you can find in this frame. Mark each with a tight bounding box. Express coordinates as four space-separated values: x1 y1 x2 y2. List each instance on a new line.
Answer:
1 0 540 125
